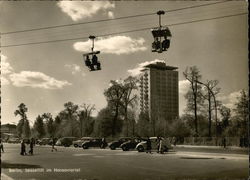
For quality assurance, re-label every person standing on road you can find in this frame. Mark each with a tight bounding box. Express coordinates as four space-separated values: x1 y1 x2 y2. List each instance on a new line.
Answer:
158 137 163 154
146 137 152 154
20 140 27 155
0 139 4 153
222 137 226 149
29 138 34 155
51 138 57 152
101 137 107 149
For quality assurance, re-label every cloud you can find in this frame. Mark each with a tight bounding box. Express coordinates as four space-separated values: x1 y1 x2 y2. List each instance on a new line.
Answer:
1 54 14 74
64 64 81 75
179 80 190 95
74 36 147 55
1 76 10 85
108 11 114 19
127 59 165 76
9 71 72 89
57 1 115 21
218 90 242 109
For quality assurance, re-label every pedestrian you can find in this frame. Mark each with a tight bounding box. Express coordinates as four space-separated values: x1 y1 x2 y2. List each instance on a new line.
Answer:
0 139 4 153
172 136 177 146
157 136 160 153
158 137 163 154
101 137 107 149
51 138 57 152
222 137 226 149
20 140 27 155
29 138 34 155
146 137 152 154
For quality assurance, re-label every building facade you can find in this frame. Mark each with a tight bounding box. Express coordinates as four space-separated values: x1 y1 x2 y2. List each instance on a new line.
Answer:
139 61 179 136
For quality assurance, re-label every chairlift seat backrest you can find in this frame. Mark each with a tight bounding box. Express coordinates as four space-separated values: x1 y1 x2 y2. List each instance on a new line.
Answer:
151 26 172 38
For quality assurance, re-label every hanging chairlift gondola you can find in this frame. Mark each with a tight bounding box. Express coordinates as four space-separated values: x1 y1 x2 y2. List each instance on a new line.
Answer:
82 35 101 71
151 10 172 53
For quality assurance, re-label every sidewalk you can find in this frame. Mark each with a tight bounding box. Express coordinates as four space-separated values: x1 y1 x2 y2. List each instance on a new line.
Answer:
175 144 248 150
173 144 248 155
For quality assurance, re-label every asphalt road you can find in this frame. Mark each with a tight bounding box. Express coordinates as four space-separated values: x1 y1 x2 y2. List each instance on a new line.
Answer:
1 143 248 180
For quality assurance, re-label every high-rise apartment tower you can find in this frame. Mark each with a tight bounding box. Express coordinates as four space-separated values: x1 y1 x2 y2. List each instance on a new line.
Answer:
139 61 179 135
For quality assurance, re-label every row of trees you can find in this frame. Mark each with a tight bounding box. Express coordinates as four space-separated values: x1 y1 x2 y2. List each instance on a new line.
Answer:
15 67 248 139
181 66 248 138
15 76 139 139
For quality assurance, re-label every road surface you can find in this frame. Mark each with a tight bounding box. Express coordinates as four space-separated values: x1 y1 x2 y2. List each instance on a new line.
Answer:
1 143 248 180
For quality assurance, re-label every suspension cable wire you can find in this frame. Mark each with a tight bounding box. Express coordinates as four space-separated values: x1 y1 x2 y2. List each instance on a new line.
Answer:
1 1 228 35
1 12 247 48
2 5 245 42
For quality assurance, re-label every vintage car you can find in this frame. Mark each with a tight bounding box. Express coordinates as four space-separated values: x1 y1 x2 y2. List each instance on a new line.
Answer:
7 138 21 144
135 137 173 152
82 138 107 149
73 137 94 148
38 138 52 145
120 138 146 151
108 137 131 150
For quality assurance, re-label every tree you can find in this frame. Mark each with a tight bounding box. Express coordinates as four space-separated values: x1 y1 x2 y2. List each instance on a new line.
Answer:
219 105 231 136
23 119 31 138
120 76 138 136
14 103 29 138
233 90 248 137
78 103 95 137
198 80 220 137
54 115 62 137
104 80 126 137
183 66 203 136
136 111 151 137
93 107 122 137
42 113 55 137
59 102 79 137
33 115 45 138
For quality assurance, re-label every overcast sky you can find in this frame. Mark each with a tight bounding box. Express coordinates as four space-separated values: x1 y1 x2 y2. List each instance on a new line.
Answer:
0 1 248 125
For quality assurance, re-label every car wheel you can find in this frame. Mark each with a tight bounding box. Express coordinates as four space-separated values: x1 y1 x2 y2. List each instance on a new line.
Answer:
137 146 144 152
74 144 78 148
110 145 116 150
82 145 88 149
122 146 128 151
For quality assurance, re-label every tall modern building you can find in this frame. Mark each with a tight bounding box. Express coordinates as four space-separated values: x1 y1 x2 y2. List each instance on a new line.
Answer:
139 61 179 136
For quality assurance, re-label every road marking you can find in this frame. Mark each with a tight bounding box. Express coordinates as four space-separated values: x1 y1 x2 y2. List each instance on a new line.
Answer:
1 173 14 180
93 155 105 158
176 152 248 160
73 153 95 156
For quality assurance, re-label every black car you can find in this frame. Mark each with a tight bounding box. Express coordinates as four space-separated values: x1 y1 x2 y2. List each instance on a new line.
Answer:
108 137 131 150
120 138 146 151
82 138 107 149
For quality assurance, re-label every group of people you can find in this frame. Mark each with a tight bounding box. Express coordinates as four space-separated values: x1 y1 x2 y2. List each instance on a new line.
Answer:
152 37 170 52
146 136 164 154
20 138 35 155
20 137 57 155
85 54 101 71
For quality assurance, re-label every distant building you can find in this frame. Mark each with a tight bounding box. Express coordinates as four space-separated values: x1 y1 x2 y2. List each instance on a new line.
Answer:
139 61 179 136
1 123 17 139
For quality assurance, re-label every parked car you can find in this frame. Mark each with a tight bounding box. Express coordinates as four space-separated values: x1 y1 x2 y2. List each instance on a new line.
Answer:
7 138 21 144
82 138 107 149
73 137 94 148
120 138 146 151
56 137 77 147
108 137 131 150
135 137 173 152
38 138 51 145
22 138 31 144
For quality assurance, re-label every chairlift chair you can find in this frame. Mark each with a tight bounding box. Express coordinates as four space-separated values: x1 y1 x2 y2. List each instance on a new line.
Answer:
151 10 172 53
